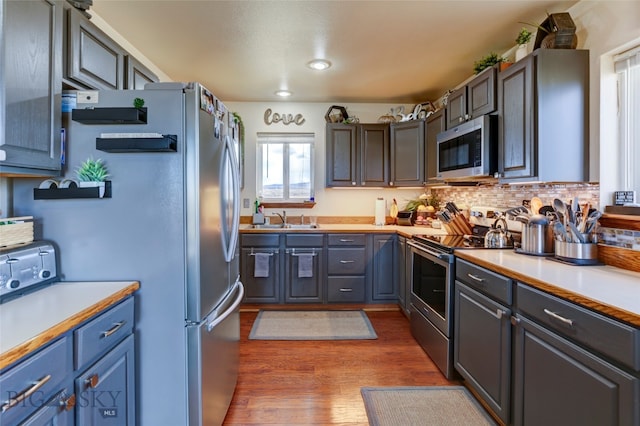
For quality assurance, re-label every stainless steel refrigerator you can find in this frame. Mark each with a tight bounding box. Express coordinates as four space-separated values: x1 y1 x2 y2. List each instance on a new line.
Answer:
13 82 243 426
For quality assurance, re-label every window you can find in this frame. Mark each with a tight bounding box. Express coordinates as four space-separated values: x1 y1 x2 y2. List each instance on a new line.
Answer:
256 132 314 202
615 45 640 196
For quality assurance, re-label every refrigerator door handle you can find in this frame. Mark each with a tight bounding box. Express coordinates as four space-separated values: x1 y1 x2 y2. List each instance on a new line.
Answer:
223 134 241 263
206 281 244 332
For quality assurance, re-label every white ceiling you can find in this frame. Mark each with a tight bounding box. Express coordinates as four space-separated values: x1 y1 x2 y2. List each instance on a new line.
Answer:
92 0 578 103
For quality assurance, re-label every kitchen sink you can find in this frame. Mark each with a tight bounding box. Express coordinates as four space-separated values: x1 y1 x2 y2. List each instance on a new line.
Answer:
249 224 319 229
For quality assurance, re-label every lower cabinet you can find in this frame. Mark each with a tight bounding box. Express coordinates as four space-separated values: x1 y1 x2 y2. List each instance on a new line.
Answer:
370 234 397 301
75 335 135 425
397 236 408 316
0 297 136 426
454 281 511 424
240 234 281 303
284 234 324 303
327 234 367 303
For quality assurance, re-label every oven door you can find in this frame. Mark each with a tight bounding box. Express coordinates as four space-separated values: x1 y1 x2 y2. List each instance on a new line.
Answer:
407 241 454 337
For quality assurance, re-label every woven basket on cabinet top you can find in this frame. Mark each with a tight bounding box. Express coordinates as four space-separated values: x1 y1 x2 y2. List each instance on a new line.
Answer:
0 216 34 247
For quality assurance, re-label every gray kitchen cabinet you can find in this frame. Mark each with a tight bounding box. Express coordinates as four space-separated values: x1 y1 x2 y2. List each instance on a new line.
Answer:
0 296 135 426
497 49 589 182
327 234 367 303
75 334 135 425
284 234 324 303
390 120 425 187
65 6 125 90
445 66 497 130
0 0 62 176
325 123 389 187
425 109 445 182
370 234 397 301
513 282 639 426
454 259 513 424
240 234 281 303
125 56 159 90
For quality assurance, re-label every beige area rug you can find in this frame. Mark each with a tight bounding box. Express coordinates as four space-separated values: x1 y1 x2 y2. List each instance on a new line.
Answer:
361 386 496 426
248 310 377 340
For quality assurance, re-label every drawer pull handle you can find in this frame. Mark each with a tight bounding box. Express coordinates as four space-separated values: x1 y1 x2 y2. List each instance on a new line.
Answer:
60 393 76 411
86 374 99 389
1 374 51 413
493 309 506 320
467 273 485 283
339 239 355 242
543 309 574 326
102 321 126 338
339 260 355 264
339 288 353 292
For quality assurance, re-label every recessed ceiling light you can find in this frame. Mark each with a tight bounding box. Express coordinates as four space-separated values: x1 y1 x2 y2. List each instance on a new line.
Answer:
307 59 331 71
275 90 292 97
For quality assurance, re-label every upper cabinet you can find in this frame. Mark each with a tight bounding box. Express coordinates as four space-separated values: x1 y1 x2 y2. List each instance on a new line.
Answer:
445 66 497 129
390 119 425 187
326 123 389 187
0 0 63 176
425 109 446 182
497 49 589 182
64 5 158 90
65 5 126 90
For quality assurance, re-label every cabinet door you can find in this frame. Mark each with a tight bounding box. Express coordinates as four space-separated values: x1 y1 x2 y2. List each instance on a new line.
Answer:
390 120 425 187
125 56 159 89
75 334 135 425
513 315 639 426
454 282 511 424
326 123 358 186
360 123 389 186
285 249 324 303
66 7 125 90
498 55 534 179
241 248 281 303
445 87 467 129
396 237 407 315
1 0 62 174
425 109 445 181
21 385 75 426
467 67 497 119
370 234 397 301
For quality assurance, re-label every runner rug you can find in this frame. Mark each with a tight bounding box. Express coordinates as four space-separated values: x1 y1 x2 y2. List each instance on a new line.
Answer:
248 310 377 340
361 386 496 426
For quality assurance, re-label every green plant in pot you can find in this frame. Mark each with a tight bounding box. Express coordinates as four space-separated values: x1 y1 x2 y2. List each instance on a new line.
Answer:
76 157 109 197
473 52 507 74
515 27 533 61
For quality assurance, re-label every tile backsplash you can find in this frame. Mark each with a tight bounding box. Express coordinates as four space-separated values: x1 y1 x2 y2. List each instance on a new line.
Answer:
431 182 600 210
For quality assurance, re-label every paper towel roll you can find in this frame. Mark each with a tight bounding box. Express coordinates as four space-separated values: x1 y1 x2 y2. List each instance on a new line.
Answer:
374 198 385 226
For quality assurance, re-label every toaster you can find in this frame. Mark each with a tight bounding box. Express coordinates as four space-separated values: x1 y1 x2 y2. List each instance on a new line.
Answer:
396 211 413 226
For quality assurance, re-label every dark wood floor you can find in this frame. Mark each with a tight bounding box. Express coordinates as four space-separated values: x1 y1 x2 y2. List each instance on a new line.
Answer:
223 307 460 425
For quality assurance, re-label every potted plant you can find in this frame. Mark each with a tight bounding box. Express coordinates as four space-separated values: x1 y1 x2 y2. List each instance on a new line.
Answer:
76 157 109 197
515 27 533 61
473 52 508 74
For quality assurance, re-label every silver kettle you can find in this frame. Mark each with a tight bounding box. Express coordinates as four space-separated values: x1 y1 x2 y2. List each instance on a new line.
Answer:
484 217 512 248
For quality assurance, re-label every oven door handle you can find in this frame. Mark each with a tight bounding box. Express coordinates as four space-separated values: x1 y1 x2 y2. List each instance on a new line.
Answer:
407 240 453 261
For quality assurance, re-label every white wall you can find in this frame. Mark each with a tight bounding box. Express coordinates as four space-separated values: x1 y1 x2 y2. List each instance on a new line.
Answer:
567 0 640 208
225 102 430 218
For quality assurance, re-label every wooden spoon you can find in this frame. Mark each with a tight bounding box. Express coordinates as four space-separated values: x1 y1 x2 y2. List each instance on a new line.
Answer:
531 197 543 215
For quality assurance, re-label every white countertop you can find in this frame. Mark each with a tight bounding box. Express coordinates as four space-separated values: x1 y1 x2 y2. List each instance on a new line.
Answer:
455 249 640 326
0 281 138 370
240 223 447 237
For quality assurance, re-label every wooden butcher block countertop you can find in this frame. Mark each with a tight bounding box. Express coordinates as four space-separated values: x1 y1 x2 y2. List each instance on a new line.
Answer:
0 281 139 370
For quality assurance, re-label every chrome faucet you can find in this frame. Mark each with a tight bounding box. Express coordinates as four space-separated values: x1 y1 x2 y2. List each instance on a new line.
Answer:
300 214 304 225
274 210 287 225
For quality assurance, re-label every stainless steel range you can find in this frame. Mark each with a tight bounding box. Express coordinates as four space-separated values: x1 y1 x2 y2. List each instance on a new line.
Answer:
0 242 57 303
407 206 521 379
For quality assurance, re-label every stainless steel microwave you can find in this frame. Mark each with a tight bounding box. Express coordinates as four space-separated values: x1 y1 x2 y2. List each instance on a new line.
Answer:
436 115 498 180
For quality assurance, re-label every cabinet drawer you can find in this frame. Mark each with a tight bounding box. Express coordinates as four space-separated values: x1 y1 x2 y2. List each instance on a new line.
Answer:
328 234 366 246
516 283 640 372
75 297 134 370
327 277 365 302
242 234 280 247
455 258 512 304
327 248 366 274
285 234 323 247
0 336 72 425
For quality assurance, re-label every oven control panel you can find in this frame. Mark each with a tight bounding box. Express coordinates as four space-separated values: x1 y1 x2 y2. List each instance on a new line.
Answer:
0 241 57 300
